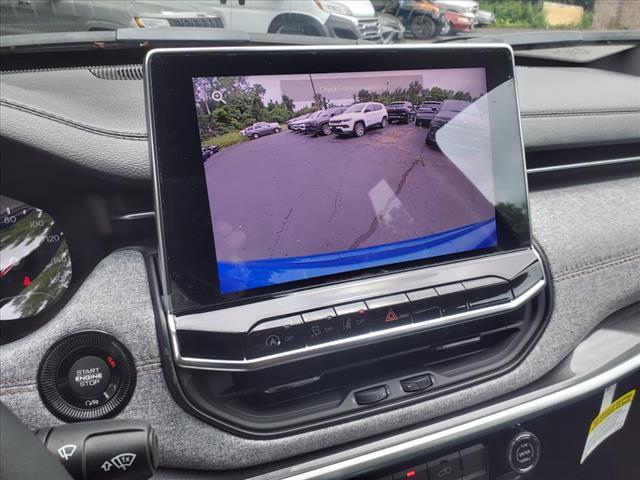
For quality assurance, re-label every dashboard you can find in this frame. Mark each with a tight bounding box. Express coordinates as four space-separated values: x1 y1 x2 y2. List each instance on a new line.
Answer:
1 40 639 480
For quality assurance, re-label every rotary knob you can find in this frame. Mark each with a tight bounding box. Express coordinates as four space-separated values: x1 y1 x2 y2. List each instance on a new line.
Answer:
38 331 136 422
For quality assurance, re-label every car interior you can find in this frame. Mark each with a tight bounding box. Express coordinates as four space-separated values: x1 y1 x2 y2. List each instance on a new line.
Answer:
1 2 639 480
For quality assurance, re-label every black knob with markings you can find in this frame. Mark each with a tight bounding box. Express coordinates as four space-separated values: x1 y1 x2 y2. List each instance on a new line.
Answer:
507 430 541 474
38 331 136 422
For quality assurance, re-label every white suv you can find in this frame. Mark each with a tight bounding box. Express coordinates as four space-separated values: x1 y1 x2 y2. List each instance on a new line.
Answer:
330 102 388 137
215 0 381 42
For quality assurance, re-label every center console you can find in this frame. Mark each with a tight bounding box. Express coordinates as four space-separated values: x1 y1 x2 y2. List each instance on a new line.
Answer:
144 45 551 437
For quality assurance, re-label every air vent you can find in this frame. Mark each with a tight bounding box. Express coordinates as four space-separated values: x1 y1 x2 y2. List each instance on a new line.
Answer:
88 65 143 81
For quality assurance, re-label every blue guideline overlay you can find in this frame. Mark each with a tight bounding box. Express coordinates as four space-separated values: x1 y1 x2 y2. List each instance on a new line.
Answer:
218 218 497 294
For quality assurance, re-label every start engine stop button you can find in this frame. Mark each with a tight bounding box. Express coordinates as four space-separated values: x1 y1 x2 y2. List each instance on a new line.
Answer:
67 356 111 398
508 431 541 474
39 331 136 422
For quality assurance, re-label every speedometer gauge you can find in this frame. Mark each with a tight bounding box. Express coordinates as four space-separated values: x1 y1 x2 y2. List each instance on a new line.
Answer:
0 196 72 320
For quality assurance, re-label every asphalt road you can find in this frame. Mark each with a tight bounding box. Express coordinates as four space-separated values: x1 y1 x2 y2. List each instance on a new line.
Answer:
204 124 493 262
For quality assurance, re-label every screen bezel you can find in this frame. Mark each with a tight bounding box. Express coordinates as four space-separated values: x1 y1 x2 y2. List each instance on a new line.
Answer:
145 45 531 315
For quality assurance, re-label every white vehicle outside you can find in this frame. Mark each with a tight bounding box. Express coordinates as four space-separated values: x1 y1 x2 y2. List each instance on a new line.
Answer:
214 0 381 42
0 0 225 34
329 102 388 137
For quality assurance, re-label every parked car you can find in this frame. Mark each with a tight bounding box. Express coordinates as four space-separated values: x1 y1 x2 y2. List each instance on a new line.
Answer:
286 112 310 130
330 102 388 137
372 0 443 40
426 99 470 147
242 122 281 139
287 113 314 131
432 0 478 25
387 101 416 124
214 0 382 42
0 0 225 35
477 9 495 25
415 101 442 126
376 11 405 44
299 110 325 133
201 145 220 162
303 107 348 136
439 10 473 35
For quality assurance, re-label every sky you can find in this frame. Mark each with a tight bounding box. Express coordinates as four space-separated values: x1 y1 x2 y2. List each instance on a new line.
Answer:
242 68 487 108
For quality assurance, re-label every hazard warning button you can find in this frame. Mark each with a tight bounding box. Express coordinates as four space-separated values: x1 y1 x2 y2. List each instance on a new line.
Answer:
365 294 413 331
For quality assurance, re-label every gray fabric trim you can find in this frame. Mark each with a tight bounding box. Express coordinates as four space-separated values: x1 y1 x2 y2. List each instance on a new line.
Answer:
2 177 640 471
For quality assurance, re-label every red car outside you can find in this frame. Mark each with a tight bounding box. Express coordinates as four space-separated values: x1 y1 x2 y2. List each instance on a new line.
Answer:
441 10 473 35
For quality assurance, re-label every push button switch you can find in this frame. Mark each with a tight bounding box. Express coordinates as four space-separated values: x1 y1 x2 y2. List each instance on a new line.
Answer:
354 385 390 405
460 444 486 479
400 374 433 393
392 464 427 480
335 302 370 338
302 308 339 346
463 277 513 309
67 356 111 398
366 294 412 330
246 315 305 359
508 431 540 474
428 452 462 480
434 283 468 316
407 288 441 322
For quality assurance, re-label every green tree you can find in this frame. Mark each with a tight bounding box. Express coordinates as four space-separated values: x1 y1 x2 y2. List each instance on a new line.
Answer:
281 94 295 112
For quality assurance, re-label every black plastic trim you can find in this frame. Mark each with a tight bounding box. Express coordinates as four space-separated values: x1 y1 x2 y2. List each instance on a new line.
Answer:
146 238 553 439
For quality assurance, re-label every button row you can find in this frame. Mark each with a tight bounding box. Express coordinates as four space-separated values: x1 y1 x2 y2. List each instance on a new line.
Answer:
246 278 514 359
353 374 433 406
379 444 487 480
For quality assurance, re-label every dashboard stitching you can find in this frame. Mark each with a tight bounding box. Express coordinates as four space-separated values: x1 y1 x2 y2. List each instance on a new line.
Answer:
555 252 640 282
553 248 640 276
0 384 37 395
0 99 148 140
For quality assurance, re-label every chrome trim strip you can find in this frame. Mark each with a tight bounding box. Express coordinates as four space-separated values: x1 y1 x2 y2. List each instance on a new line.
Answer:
111 211 155 221
527 155 640 174
170 278 545 371
265 353 640 480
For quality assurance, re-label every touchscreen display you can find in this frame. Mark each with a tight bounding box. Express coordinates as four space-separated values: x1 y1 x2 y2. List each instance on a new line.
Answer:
192 68 497 294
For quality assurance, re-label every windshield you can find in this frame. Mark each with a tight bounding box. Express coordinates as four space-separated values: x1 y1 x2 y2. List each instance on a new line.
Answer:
1 0 634 46
344 103 366 113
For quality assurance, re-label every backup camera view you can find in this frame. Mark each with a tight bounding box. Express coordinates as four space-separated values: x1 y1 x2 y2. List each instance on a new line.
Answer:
193 69 496 293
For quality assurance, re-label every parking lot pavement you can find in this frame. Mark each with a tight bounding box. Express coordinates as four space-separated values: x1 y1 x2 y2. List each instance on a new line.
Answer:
204 124 494 261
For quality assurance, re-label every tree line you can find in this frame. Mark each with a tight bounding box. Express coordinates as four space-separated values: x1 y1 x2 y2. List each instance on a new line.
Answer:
193 76 476 142
193 76 298 140
355 80 476 106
